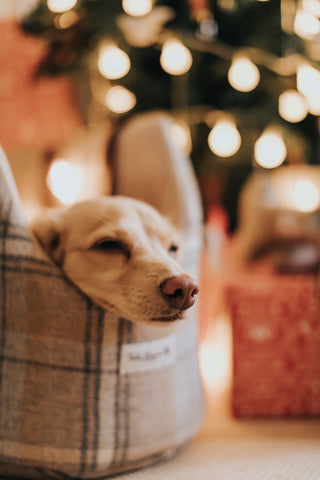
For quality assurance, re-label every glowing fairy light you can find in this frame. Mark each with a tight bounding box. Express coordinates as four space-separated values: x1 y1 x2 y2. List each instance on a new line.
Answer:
297 63 320 97
171 121 192 154
47 159 84 205
160 39 193 75
305 95 320 115
297 63 320 115
293 179 320 212
122 0 153 16
47 0 77 13
228 56 260 92
98 45 131 80
54 10 79 29
254 130 287 169
294 9 320 39
278 90 308 123
105 86 136 114
302 0 320 17
208 120 241 157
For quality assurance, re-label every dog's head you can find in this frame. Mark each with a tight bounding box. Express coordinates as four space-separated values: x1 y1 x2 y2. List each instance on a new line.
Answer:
32 196 199 325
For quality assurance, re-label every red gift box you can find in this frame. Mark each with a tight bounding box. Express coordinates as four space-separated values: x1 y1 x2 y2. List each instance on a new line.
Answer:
225 260 320 417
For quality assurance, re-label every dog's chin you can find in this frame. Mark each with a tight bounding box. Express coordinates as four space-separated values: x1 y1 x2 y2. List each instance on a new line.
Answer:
150 312 184 324
92 296 184 325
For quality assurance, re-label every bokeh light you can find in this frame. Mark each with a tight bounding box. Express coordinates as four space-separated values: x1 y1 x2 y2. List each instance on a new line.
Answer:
293 179 320 212
228 56 260 92
122 0 153 16
254 131 287 168
98 45 131 80
278 90 308 123
105 86 136 113
208 120 241 157
47 159 84 204
160 39 193 75
47 0 77 13
294 9 320 39
171 121 192 154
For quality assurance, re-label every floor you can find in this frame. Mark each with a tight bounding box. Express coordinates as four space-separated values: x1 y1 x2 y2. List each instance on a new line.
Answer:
113 417 320 479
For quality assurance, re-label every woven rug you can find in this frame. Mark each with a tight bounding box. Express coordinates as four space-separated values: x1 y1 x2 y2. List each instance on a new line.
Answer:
110 391 320 480
111 419 320 479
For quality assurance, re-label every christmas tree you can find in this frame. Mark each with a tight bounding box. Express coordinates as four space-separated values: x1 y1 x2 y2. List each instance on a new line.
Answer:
21 0 320 230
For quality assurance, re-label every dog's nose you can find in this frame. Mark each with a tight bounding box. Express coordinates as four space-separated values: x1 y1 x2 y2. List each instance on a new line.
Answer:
160 275 199 310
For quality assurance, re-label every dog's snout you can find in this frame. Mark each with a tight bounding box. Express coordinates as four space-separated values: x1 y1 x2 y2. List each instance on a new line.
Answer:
160 275 199 310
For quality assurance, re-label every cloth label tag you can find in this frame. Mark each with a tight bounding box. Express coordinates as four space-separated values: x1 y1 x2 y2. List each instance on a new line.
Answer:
120 335 176 374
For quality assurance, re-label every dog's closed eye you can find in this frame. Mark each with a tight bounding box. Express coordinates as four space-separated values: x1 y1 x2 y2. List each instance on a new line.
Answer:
92 239 131 258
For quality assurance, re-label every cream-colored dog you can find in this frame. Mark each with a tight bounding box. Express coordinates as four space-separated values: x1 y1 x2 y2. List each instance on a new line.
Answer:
32 196 199 325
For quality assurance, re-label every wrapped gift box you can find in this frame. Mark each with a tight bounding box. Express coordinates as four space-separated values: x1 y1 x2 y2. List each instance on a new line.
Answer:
225 260 320 417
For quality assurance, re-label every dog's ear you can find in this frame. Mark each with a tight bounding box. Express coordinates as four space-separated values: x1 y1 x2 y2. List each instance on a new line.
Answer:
31 212 65 266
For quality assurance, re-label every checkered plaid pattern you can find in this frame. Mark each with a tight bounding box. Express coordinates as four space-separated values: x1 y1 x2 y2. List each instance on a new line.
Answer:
0 112 204 480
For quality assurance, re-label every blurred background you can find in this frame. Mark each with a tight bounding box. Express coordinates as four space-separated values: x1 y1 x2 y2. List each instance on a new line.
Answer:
1 0 320 231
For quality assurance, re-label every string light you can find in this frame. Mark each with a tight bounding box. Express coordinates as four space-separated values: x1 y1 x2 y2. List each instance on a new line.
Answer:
47 0 77 13
208 119 241 157
171 121 192 154
54 11 79 29
293 179 320 212
105 86 136 113
122 0 153 17
293 9 320 39
160 39 193 75
228 56 260 92
47 159 84 204
278 89 308 123
302 0 320 17
296 63 320 114
98 45 131 80
297 63 320 96
254 130 287 168
305 95 320 115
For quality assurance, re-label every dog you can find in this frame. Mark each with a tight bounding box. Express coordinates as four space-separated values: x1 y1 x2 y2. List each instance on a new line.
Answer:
32 196 199 325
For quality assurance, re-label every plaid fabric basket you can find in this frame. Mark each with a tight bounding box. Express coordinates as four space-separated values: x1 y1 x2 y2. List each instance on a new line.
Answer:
0 113 204 479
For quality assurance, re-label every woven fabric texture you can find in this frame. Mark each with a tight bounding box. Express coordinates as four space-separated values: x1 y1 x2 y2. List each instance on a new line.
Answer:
107 418 320 480
0 113 204 479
